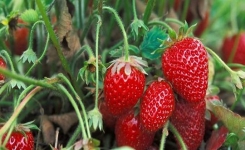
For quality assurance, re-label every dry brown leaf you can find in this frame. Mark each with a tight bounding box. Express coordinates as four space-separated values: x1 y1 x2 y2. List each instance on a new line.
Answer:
47 0 81 63
48 111 78 134
40 115 55 144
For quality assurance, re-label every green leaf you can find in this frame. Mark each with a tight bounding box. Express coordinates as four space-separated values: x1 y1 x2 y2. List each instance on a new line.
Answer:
0 26 8 38
129 45 139 54
20 9 39 24
140 27 168 60
224 133 239 150
206 100 245 140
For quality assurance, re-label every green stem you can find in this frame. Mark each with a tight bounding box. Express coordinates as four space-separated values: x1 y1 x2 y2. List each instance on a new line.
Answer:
165 18 185 27
230 0 238 34
57 84 88 139
159 121 169 150
66 125 81 147
103 0 121 47
231 87 245 110
103 6 129 61
169 122 187 150
77 99 91 138
143 0 156 24
80 11 98 44
36 0 81 96
1 50 16 73
35 0 70 74
16 85 36 107
0 86 42 139
0 82 9 96
148 20 173 31
94 14 102 109
2 120 16 147
26 33 50 76
206 47 234 74
57 73 80 101
132 0 137 20
27 21 45 51
181 0 190 22
0 67 57 89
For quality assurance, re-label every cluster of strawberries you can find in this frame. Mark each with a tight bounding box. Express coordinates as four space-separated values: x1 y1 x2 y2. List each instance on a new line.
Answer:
100 34 209 149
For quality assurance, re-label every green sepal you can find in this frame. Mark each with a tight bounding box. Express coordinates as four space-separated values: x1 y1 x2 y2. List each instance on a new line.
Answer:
224 133 239 150
20 48 37 64
20 9 39 24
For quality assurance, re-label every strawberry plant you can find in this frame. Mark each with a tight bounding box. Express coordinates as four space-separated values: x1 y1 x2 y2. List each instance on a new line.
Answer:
0 0 245 150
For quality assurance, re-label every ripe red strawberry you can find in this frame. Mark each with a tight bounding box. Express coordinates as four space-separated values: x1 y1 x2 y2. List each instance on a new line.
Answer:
5 19 29 55
162 37 208 102
171 97 206 150
115 111 155 150
99 100 117 129
104 56 147 117
140 79 175 132
1 129 34 150
0 57 7 81
221 31 245 65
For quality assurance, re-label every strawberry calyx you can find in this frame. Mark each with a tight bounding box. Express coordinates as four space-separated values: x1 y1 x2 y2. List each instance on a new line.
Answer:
109 55 148 76
164 21 197 47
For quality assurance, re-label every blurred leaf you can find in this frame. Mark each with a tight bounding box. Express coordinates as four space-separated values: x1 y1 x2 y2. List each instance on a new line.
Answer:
20 9 39 24
224 133 239 150
140 27 168 60
206 100 245 139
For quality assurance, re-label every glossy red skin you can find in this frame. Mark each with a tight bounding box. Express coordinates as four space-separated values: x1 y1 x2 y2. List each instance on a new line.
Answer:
2 131 34 150
115 111 155 150
99 100 117 129
162 37 208 102
104 65 145 117
221 32 245 65
140 80 175 132
171 98 206 150
0 57 7 80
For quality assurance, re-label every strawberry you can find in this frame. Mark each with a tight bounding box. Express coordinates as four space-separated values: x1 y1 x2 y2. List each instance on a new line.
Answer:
171 97 206 150
1 129 34 150
221 31 245 65
140 79 175 132
0 57 7 81
162 37 208 102
115 111 155 150
104 56 147 117
5 19 29 55
98 100 117 129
